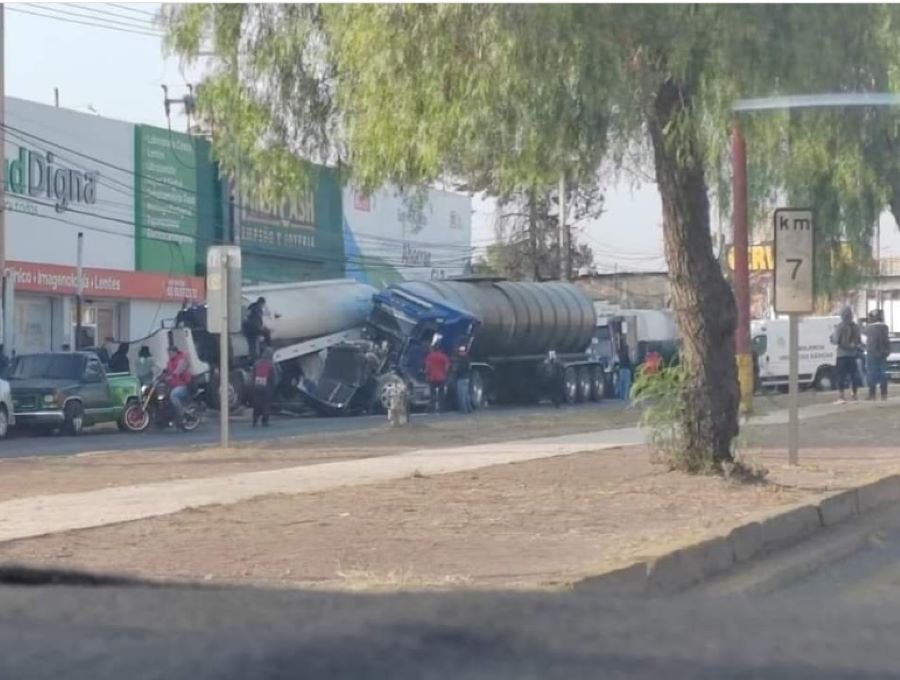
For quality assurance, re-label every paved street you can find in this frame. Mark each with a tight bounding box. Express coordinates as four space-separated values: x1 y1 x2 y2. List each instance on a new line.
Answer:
771 505 900 603
0 401 625 459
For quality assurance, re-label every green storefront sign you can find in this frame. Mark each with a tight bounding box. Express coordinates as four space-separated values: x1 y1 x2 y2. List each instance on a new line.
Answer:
238 165 345 284
134 126 218 277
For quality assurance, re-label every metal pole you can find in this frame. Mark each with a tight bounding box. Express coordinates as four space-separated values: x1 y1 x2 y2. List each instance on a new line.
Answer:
788 313 799 465
0 5 6 352
559 171 568 281
731 122 753 414
54 87 59 108
75 232 83 350
219 254 230 447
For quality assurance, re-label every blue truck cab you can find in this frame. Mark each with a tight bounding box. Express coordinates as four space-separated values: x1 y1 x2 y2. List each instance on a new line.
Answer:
299 286 479 414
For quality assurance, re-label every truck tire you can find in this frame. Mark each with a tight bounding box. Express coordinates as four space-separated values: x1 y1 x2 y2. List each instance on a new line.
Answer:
590 367 605 402
577 367 592 402
373 373 406 414
470 370 485 410
209 370 246 413
563 367 578 405
0 405 9 439
63 402 84 436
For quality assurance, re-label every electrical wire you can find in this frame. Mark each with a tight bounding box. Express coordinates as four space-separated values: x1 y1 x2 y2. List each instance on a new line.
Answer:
106 3 158 19
7 5 164 38
67 3 160 30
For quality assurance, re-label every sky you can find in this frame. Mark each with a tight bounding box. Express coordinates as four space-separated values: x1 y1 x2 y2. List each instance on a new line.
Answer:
9 2 900 272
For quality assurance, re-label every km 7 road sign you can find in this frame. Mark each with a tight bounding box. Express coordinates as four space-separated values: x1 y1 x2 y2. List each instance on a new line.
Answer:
773 208 814 314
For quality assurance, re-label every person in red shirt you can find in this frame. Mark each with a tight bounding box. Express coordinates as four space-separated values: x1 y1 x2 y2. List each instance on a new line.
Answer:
163 345 192 427
424 343 451 414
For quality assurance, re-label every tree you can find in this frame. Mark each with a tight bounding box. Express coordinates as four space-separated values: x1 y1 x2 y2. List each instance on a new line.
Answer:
164 4 900 472
482 184 602 281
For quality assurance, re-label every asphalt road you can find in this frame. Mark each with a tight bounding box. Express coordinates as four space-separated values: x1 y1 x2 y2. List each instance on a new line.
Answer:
0 574 897 679
772 507 900 603
0 400 624 459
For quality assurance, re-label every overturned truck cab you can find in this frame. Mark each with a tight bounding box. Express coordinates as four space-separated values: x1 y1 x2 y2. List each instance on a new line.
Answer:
300 278 609 414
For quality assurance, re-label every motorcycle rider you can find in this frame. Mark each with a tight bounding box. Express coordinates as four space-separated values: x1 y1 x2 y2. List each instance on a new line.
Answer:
163 344 192 428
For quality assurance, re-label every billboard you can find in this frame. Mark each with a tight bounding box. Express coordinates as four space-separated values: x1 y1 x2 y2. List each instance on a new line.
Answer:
238 165 345 284
4 98 135 271
342 185 472 288
134 125 218 276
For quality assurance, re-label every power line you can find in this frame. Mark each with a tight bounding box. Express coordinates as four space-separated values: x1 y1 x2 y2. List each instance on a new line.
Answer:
7 5 163 38
68 3 159 29
106 3 158 19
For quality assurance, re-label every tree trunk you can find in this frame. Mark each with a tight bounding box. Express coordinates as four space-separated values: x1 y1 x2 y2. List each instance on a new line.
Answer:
647 78 740 470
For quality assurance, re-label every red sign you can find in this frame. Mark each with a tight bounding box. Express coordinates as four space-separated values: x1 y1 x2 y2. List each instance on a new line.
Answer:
6 261 205 302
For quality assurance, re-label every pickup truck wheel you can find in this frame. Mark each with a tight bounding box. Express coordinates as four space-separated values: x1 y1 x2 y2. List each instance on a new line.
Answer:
63 402 84 436
0 405 9 439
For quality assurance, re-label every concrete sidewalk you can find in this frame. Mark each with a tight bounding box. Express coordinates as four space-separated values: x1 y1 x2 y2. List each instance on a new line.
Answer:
0 396 888 544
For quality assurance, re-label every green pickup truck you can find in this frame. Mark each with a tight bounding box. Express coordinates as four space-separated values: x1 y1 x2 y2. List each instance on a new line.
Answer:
9 352 142 435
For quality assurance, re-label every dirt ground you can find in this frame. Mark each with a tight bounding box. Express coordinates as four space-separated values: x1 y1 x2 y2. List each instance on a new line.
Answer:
0 389 830 504
0 405 641 502
5 434 898 591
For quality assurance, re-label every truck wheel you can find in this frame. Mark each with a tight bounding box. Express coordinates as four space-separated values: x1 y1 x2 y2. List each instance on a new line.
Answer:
577 367 592 402
470 371 485 410
814 367 835 391
63 402 84 436
374 373 405 414
0 405 9 439
563 367 578 405
590 367 605 402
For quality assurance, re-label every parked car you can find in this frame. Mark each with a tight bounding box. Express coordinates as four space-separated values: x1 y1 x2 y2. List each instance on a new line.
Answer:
0 376 14 439
8 352 142 435
886 338 900 382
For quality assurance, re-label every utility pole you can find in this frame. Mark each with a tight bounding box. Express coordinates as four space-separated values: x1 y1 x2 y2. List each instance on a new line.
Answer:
75 232 83 350
0 4 7 353
559 171 568 281
731 122 753 415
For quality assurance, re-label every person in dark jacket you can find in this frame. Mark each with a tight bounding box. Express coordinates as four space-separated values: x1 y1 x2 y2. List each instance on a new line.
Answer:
542 350 565 408
244 297 271 359
831 306 862 402
866 309 890 401
108 343 130 374
251 346 278 427
453 346 473 414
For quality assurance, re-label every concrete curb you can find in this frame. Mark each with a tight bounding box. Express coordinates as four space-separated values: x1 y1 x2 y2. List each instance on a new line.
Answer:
573 473 900 595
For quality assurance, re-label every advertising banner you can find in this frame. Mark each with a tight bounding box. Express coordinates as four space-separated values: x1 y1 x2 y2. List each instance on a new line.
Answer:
342 185 472 288
4 98 135 271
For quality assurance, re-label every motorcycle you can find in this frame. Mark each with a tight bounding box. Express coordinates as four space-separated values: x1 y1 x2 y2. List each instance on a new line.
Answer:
123 376 206 432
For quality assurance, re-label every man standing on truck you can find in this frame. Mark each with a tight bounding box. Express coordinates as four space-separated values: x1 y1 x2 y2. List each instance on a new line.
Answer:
425 342 450 414
163 344 192 428
831 306 862 403
866 309 890 401
244 297 271 358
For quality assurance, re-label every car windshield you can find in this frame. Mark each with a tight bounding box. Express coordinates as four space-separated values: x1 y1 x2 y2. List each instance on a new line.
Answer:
9 354 83 380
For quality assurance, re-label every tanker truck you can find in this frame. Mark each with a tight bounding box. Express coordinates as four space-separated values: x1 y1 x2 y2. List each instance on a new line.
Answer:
147 278 376 410
299 278 610 414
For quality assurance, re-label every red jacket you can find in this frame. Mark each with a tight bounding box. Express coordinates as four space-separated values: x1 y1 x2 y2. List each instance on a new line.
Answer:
165 351 192 387
424 349 450 384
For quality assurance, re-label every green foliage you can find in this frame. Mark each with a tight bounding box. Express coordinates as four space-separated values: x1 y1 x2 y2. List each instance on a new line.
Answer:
630 364 706 472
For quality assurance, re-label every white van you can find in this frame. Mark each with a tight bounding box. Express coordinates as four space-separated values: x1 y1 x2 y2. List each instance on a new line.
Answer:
751 316 840 390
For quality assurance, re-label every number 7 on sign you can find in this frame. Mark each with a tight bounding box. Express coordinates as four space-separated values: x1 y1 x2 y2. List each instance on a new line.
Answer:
786 258 802 280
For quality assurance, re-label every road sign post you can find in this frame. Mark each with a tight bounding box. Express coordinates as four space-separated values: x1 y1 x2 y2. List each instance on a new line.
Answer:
207 246 242 448
773 208 815 466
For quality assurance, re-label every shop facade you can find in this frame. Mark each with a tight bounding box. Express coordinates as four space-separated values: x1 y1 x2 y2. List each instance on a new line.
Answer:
3 98 205 356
